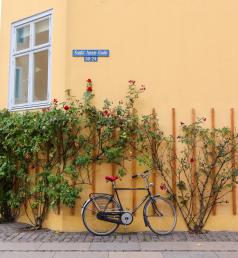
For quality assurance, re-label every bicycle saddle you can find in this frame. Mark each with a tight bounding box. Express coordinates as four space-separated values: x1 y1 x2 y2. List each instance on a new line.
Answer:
105 176 119 182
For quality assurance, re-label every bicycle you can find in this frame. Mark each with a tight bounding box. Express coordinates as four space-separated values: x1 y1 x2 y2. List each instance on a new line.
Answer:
81 170 177 236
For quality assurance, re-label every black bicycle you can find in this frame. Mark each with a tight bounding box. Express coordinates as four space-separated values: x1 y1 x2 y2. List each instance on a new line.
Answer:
81 170 177 236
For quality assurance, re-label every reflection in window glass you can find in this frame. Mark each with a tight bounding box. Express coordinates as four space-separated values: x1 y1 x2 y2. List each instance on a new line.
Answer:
33 50 48 102
16 25 30 51
35 19 49 46
14 55 29 104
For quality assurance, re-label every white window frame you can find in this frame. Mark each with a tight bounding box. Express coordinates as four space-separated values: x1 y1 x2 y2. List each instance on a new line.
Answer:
9 10 52 111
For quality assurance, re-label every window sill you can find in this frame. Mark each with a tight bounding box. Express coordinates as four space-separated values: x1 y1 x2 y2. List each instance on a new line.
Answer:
9 102 51 112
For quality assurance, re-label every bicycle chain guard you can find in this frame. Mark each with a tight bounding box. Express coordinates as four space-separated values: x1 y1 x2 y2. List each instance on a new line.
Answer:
97 211 133 225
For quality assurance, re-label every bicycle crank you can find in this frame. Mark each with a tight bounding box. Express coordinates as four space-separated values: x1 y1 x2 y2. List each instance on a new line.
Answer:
120 212 133 225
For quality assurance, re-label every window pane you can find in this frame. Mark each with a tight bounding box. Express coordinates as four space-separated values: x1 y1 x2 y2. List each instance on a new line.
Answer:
34 19 49 46
16 25 30 51
14 55 29 104
33 50 48 102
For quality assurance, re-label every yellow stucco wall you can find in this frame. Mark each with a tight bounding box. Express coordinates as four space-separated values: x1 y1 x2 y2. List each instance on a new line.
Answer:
1 0 238 232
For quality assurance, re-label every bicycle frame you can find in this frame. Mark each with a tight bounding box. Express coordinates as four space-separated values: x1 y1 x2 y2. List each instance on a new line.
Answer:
86 171 163 225
111 181 154 215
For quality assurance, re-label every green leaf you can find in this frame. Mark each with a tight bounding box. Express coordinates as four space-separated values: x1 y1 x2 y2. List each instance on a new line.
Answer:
177 181 187 191
118 168 126 177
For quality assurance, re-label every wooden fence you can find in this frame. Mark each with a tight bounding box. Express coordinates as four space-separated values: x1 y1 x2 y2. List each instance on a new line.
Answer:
68 108 237 217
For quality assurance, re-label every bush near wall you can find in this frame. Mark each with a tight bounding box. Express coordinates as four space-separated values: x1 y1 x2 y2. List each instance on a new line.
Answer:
136 116 238 233
0 80 237 233
0 80 142 228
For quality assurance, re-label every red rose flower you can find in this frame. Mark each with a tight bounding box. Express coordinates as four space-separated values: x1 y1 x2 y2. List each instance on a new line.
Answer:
190 158 195 163
128 80 136 85
160 183 167 191
103 110 110 117
64 105 70 111
53 98 58 103
87 79 92 83
87 86 92 92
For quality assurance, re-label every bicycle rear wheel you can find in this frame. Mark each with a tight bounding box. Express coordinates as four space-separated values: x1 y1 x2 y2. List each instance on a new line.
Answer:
82 195 121 236
144 195 176 235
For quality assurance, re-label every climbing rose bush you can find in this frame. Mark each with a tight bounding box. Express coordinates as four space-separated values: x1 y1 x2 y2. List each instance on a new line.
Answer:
136 116 238 233
0 80 143 228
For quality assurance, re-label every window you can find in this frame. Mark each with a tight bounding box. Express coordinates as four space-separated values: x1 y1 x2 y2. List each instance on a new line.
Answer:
9 10 52 110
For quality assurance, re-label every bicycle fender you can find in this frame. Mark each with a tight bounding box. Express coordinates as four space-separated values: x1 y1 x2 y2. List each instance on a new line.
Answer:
89 193 113 199
81 193 114 215
81 199 91 215
143 195 161 227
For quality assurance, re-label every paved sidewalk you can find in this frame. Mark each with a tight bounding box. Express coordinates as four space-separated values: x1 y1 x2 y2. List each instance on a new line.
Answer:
0 241 238 257
0 223 238 257
1 223 238 242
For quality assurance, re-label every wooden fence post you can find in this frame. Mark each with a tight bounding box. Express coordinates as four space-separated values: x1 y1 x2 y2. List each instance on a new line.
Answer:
70 179 76 215
111 130 116 194
92 132 96 194
231 108 237 215
211 108 216 216
131 109 137 211
191 108 197 215
152 108 157 196
172 108 177 206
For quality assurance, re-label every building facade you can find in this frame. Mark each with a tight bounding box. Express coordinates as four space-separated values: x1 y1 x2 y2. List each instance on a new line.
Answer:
1 0 238 231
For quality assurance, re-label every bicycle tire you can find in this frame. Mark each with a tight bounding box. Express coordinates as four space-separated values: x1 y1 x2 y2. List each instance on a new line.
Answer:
82 194 121 236
144 195 177 235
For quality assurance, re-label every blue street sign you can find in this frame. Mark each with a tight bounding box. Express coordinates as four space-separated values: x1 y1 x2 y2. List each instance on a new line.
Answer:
72 49 110 57
97 50 110 57
84 56 98 62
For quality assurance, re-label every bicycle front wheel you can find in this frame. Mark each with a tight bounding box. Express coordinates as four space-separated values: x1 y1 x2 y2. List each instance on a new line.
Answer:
144 195 177 235
82 195 121 236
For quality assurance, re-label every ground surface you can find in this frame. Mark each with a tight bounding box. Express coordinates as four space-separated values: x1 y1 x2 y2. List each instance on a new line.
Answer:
0 223 238 257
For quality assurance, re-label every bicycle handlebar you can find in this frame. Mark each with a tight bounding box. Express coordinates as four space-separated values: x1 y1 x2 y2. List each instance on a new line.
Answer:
131 170 149 179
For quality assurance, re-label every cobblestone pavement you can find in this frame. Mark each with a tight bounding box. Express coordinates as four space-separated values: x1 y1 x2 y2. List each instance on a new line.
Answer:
1 224 238 257
0 222 238 243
